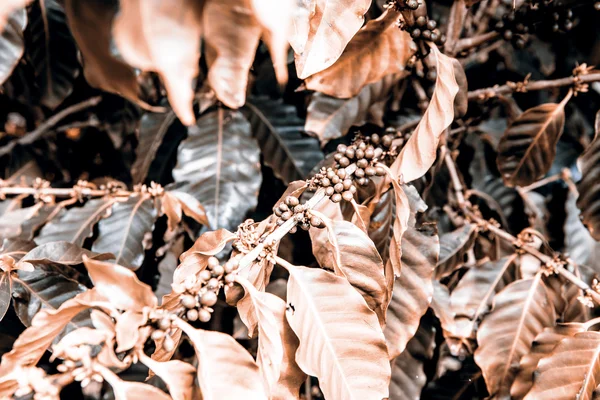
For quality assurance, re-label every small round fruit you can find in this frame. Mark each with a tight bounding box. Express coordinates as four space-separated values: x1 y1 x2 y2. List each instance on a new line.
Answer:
310 216 323 227
339 157 350 167
285 196 299 207
207 278 220 290
331 175 341 184
201 291 218 306
430 31 439 42
426 19 437 30
199 309 212 323
334 153 343 161
495 21 505 31
278 203 289 212
224 274 235 284
199 270 212 282
325 187 335 196
162 335 175 352
212 265 225 277
358 142 366 151
301 222 310 231
186 309 199 322
355 149 365 159
337 168 347 179
207 256 220 269
181 294 196 309
331 193 342 203
281 211 292 221
407 0 418 9
349 185 357 194
274 208 282 217
151 329 165 340
421 29 432 40
564 20 573 31
364 147 374 159
327 170 336 180
224 261 236 273
411 28 421 39
365 166 376 176
552 24 560 32
503 30 513 40
355 168 365 178
416 16 427 26
345 147 355 159
382 135 393 147
157 317 171 331
334 183 344 193
376 166 386 176
357 158 368 169
337 144 347 153
358 178 369 186
343 179 353 190
342 191 354 202
370 134 380 144
294 205 304 214
321 177 331 187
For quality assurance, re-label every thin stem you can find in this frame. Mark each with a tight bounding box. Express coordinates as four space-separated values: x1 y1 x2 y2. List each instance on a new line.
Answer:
519 173 562 193
443 146 466 207
454 31 500 54
0 185 132 198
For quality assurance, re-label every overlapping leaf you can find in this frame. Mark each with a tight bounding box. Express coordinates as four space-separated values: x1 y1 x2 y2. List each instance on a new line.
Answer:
283 263 391 399
245 97 323 185
304 9 412 98
91 195 157 270
0 8 26 85
172 108 261 231
577 111 600 241
497 93 570 187
0 203 58 241
475 275 555 398
435 223 477 279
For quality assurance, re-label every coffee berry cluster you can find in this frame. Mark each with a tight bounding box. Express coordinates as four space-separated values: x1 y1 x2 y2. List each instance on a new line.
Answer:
151 256 238 350
274 195 326 233
407 16 446 46
494 11 530 48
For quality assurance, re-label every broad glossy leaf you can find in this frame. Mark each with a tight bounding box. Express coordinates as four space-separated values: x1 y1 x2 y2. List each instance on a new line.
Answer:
172 108 261 231
390 45 459 184
306 75 400 144
0 288 99 376
203 0 262 108
175 321 267 399
245 97 323 185
138 354 195 400
36 198 116 246
27 0 79 109
367 189 394 262
113 0 203 125
435 223 477 279
104 376 172 400
63 0 148 108
0 0 30 32
384 185 439 359
511 323 586 399
283 264 391 399
565 192 595 265
131 109 178 184
0 8 26 85
292 0 371 79
497 94 570 187
577 115 600 240
92 195 157 270
475 275 555 398
310 217 387 323
450 256 517 343
0 273 10 322
0 203 58 241
18 241 112 267
523 331 600 400
305 9 412 98
83 256 157 311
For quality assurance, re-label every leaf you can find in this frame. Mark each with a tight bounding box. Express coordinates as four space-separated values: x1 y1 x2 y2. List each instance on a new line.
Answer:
18 241 112 267
0 203 58 241
283 263 391 400
305 75 400 144
523 331 600 400
309 217 387 324
104 377 172 400
26 0 79 109
577 113 600 241
169 191 210 227
474 274 555 398
0 8 26 85
496 92 570 187
304 9 412 98
175 320 267 400
131 109 178 184
92 194 157 270
0 288 100 376
435 223 478 279
511 323 586 399
112 0 203 125
83 256 157 311
384 185 439 359
138 353 196 400
564 191 595 265
293 0 371 79
203 0 262 108
449 256 517 343
172 108 261 231
0 0 31 32
36 198 116 246
367 189 394 262
245 97 323 185
63 0 149 108
390 45 459 184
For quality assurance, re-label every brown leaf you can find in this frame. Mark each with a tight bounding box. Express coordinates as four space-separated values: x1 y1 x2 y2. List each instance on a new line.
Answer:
101 370 172 400
203 0 262 108
293 0 371 79
435 223 478 279
0 203 58 241
138 353 196 400
523 331 600 400
112 0 204 125
83 256 157 311
169 191 210 227
114 310 147 353
390 45 459 184
0 0 31 32
511 323 586 399
475 274 555 398
304 9 412 98
17 241 112 267
174 319 267 399
282 263 391 399
162 192 183 233
577 111 600 241
497 92 570 187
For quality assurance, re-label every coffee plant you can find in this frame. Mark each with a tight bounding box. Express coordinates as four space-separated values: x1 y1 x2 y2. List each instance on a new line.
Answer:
0 0 600 399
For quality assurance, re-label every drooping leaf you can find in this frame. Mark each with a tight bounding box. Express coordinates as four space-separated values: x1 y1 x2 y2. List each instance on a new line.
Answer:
283 263 391 399
496 93 570 187
435 223 478 279
112 0 203 125
0 203 58 241
91 195 157 270
172 108 261 231
292 0 371 79
0 0 31 32
131 109 178 184
390 45 459 184
577 113 600 241
305 75 400 144
26 0 79 109
384 185 439 359
36 198 116 246
304 9 412 98
564 191 595 266
367 189 394 262
511 323 586 399
245 97 323 185
175 320 267 399
103 374 172 400
203 0 262 108
18 242 112 269
475 274 555 398
138 353 196 400
83 256 157 311
0 8 26 85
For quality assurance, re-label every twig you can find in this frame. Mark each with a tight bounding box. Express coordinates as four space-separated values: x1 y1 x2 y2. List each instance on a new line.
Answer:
0 185 131 198
0 96 102 158
443 146 466 207
468 72 600 101
454 31 500 54
459 40 504 67
519 173 562 193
